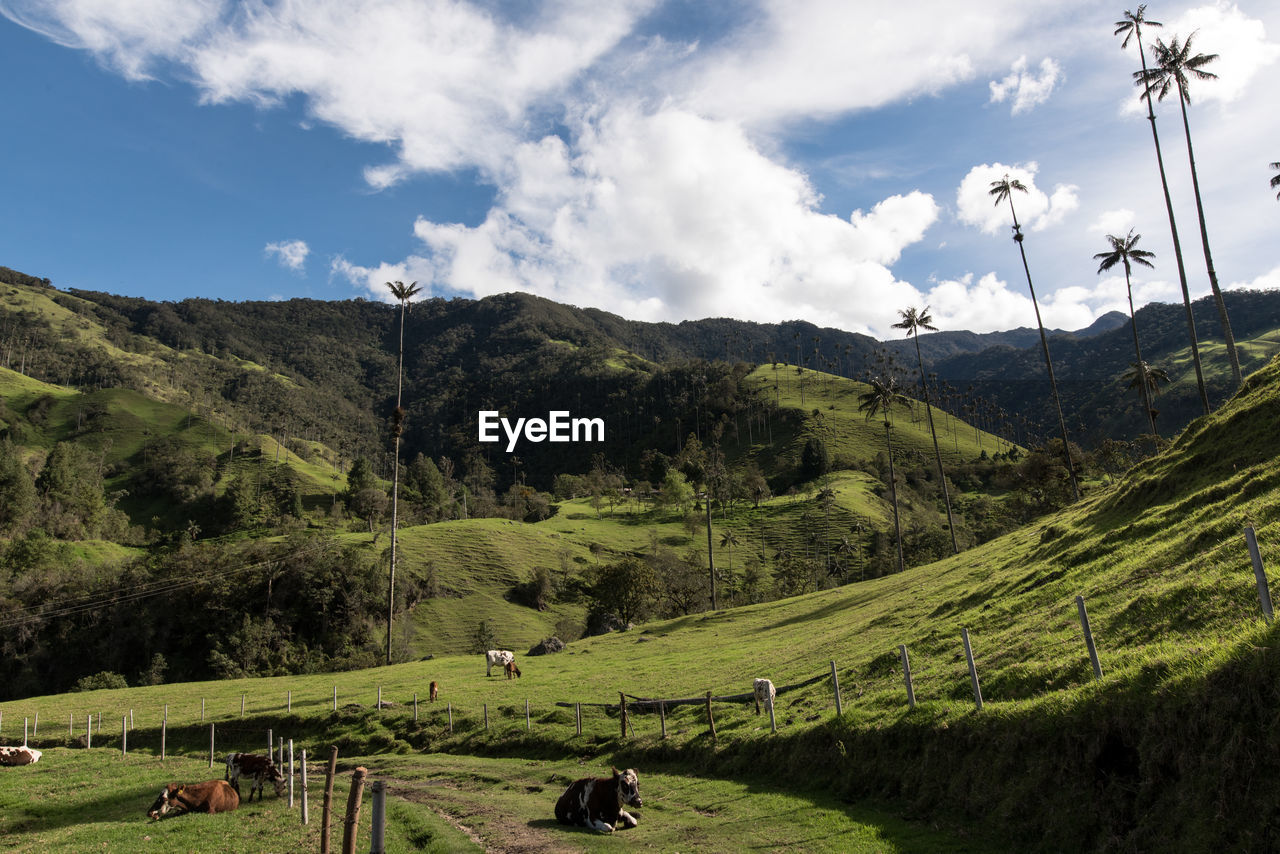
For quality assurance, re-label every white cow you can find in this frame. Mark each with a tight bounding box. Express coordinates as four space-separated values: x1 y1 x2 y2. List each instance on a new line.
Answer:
485 649 514 677
753 678 776 716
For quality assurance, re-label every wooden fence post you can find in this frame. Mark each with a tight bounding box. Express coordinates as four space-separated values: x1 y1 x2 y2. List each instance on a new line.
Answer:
619 693 627 738
288 739 295 808
161 717 167 760
320 746 338 854
962 628 983 711
341 766 367 854
899 645 916 709
34 711 38 736
68 712 73 739
241 693 246 717
333 685 338 711
209 723 215 768
414 693 418 723
660 702 667 739
121 716 127 758
830 660 843 716
705 691 717 741
268 728 273 759
287 690 292 714
447 703 453 733
377 686 382 709
768 699 777 733
130 709 134 731
369 780 387 854
300 748 309 826
1245 526 1273 621
575 703 582 736
483 704 489 732
201 698 205 721
526 698 531 732
86 713 91 749
278 737 284 768
1076 595 1104 680
23 717 28 747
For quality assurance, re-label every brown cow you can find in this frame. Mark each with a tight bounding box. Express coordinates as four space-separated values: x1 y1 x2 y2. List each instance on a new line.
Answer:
0 746 42 766
224 752 285 802
429 680 439 702
147 780 239 820
554 767 642 833
504 660 522 679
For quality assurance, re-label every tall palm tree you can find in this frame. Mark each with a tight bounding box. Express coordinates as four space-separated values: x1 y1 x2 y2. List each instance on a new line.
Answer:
1123 361 1171 417
1271 161 1280 199
1095 230 1159 436
892 306 958 553
858 376 909 573
385 279 421 666
989 175 1080 501
1140 32 1242 389
1116 6 1210 415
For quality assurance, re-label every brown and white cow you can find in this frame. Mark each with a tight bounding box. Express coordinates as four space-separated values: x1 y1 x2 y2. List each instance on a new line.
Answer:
224 752 286 802
753 678 776 716
147 780 240 820
0 746 42 766
504 659 522 679
485 649 514 676
429 680 439 702
554 767 642 833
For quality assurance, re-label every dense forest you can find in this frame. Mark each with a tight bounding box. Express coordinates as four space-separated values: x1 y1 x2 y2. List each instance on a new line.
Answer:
3 265 1277 698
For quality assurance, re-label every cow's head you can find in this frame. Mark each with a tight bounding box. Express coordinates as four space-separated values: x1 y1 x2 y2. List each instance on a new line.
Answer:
612 768 642 808
269 766 287 797
147 783 182 820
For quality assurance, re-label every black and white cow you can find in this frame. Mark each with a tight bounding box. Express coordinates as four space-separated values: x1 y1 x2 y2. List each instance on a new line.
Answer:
554 767 642 833
224 752 285 802
753 677 776 716
485 649 514 677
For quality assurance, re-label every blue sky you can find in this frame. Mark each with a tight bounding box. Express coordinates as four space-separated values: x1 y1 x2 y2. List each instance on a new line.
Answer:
1 0 1277 338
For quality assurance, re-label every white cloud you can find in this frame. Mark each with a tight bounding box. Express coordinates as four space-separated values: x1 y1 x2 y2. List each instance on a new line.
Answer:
955 162 1078 235
988 55 1061 114
264 239 309 273
1164 2 1280 105
1225 265 1280 292
1089 208 1136 234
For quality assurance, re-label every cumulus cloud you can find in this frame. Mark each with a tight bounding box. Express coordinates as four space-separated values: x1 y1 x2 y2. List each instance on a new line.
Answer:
988 55 1061 114
264 239 309 273
955 162 1078 235
1165 3 1280 105
331 106 941 335
1089 208 1136 234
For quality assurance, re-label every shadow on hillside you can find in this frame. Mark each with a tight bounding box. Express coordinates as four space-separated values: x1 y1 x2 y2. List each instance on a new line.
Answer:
10 779 169 833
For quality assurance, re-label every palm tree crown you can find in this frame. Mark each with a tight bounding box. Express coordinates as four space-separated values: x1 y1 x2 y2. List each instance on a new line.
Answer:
1136 33 1218 105
1114 5 1162 50
1094 229 1156 277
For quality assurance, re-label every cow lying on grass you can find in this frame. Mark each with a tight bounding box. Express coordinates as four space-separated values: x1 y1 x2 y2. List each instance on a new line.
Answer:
554 767 642 833
485 649 514 677
147 780 239 820
0 746 42 766
224 752 286 802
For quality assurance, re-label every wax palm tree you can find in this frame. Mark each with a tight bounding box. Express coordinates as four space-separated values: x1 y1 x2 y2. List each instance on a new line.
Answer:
1116 5 1210 415
989 175 1080 501
719 529 740 578
1095 230 1159 436
892 306 958 553
384 279 421 665
858 376 909 573
1139 32 1241 389
1271 161 1280 199
1123 361 1171 419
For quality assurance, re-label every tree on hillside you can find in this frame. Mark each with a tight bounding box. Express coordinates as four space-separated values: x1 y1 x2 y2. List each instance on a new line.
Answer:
858 376 909 574
1116 5 1210 415
0 439 36 535
1138 33 1241 390
384 279 421 666
1095 230 1160 436
1123 361 1171 419
989 174 1080 502
893 306 958 554
591 556 661 628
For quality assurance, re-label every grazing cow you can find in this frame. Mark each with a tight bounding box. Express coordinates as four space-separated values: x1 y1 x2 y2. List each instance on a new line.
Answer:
0 746 42 766
753 678 776 716
429 680 439 702
554 767 642 833
485 649 514 677
505 659 522 679
224 752 286 802
147 780 239 820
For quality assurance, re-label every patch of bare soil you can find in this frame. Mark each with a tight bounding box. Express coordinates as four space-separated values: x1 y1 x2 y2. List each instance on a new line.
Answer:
382 776 582 854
